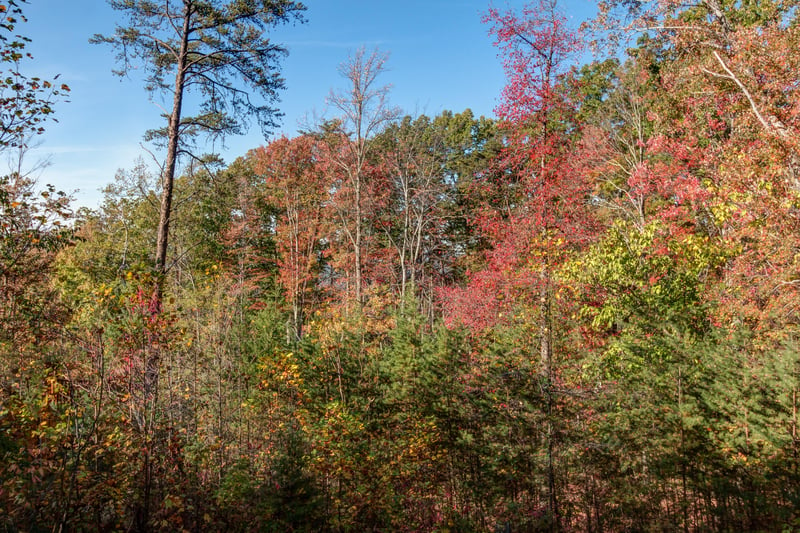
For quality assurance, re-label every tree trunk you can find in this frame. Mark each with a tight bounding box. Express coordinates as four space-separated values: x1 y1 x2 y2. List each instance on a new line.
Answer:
138 8 191 531
540 270 559 531
154 8 190 292
354 176 362 306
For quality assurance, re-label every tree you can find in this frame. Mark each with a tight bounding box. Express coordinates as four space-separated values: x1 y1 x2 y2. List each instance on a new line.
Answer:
251 134 327 340
0 0 69 148
93 0 306 293
442 1 591 527
375 115 450 314
0 0 73 435
92 5 306 528
0 5 82 530
322 47 399 307
473 0 589 368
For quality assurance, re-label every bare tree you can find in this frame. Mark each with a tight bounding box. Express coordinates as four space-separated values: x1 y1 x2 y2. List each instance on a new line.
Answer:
324 47 399 306
379 115 448 307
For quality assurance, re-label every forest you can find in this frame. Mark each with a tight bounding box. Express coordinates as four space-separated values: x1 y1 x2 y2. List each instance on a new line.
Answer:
2 0 800 531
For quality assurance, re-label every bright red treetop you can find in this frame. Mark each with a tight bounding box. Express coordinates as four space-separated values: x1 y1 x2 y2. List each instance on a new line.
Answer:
443 0 593 331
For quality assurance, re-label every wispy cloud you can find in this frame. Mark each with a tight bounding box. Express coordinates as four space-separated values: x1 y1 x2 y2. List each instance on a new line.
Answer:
29 143 137 156
284 39 387 49
29 145 105 155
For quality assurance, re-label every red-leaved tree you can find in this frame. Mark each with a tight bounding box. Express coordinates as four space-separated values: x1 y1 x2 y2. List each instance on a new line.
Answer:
442 0 596 526
251 135 328 340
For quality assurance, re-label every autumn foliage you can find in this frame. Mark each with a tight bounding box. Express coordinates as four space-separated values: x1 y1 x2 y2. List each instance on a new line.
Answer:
3 0 800 531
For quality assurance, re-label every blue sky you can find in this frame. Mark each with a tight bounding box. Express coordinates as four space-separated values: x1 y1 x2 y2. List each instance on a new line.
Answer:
19 0 596 208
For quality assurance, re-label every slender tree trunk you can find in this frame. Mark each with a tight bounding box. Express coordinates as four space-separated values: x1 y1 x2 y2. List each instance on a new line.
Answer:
678 369 689 533
539 277 552 379
793 386 798 475
139 9 191 532
154 9 190 292
400 180 411 301
539 269 560 531
354 176 362 306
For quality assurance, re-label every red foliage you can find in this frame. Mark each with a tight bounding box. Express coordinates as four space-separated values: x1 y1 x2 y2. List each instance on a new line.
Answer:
250 135 329 334
443 0 594 331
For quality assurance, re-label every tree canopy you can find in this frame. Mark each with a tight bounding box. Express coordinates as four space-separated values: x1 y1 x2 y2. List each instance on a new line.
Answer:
3 0 800 531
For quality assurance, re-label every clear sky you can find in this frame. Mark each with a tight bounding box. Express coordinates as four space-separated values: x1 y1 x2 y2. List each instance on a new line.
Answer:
19 0 596 208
